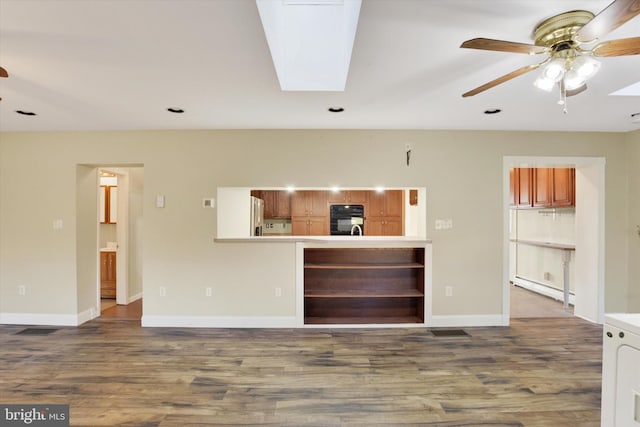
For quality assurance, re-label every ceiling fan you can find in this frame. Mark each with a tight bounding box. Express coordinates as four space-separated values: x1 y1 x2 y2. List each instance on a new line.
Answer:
460 0 640 108
0 66 7 101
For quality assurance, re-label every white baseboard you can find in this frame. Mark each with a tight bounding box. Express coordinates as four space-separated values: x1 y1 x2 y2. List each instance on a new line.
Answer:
512 276 575 305
429 314 506 327
128 292 142 304
0 312 87 326
141 315 298 328
77 307 99 325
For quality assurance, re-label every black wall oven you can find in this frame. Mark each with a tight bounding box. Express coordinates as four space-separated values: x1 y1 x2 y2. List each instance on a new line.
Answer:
330 205 364 235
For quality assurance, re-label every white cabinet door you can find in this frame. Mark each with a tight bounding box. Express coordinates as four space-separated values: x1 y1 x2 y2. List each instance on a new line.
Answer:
615 345 640 426
108 186 118 223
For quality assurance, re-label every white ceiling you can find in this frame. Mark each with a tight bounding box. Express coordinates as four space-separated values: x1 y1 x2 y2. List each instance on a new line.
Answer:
0 0 639 133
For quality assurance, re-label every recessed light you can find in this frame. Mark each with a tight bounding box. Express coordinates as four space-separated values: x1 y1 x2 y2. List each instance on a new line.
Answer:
15 110 36 116
484 108 501 115
167 107 184 113
328 107 344 113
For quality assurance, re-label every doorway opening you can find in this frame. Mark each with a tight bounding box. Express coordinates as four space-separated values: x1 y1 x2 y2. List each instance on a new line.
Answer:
97 166 144 321
503 157 604 324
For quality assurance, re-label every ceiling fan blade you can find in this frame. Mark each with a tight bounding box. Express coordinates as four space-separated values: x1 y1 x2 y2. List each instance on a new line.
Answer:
462 63 543 97
591 36 640 56
460 38 548 55
0 66 8 78
575 0 640 43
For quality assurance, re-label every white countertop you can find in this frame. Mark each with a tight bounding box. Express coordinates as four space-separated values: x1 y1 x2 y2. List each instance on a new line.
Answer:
605 313 640 336
100 247 117 252
510 239 575 251
215 236 432 244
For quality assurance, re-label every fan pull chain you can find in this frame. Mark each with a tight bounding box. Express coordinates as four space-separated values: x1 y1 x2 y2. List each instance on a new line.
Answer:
558 81 568 114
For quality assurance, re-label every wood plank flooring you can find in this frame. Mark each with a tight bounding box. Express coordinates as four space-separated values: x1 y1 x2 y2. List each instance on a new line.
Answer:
0 317 603 426
100 298 142 320
510 284 574 318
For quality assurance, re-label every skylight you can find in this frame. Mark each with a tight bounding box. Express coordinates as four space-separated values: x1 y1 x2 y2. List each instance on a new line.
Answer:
610 81 640 96
256 0 362 91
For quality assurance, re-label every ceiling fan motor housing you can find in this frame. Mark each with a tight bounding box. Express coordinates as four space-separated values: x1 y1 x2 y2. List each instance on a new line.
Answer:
534 10 595 49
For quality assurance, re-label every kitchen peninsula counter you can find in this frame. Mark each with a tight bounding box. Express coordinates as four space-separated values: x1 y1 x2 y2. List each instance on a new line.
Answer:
215 235 431 244
213 235 432 327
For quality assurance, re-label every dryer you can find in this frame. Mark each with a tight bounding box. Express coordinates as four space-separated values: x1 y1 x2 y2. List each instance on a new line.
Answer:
602 313 640 427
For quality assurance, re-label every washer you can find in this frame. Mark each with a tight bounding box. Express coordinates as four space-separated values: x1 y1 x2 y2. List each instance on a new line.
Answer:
602 313 640 427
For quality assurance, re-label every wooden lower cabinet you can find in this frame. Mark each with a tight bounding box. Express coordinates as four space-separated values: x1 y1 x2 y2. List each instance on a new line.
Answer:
303 247 425 324
366 217 403 236
100 251 116 298
292 217 328 236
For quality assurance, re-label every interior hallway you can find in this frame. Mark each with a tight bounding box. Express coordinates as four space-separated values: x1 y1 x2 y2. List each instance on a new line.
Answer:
100 298 142 320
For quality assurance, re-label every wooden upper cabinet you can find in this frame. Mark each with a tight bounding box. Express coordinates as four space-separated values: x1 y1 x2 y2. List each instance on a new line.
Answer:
366 190 403 236
551 168 574 207
251 190 291 219
409 189 418 206
260 191 277 218
275 191 291 218
511 167 575 208
309 191 327 217
532 168 551 208
291 191 327 217
369 190 403 217
384 190 403 217
516 168 533 207
327 190 367 204
291 191 328 235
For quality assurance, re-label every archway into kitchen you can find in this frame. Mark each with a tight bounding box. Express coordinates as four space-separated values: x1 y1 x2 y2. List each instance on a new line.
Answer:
503 156 604 324
96 165 144 320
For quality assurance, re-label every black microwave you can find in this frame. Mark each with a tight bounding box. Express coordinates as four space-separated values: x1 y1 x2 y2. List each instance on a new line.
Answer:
330 205 364 235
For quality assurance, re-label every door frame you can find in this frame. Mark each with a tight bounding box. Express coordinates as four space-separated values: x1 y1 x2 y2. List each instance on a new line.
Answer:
503 156 605 325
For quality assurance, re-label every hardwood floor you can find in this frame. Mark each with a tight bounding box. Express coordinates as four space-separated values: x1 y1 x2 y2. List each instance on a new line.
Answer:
100 298 142 320
0 317 602 426
510 284 574 318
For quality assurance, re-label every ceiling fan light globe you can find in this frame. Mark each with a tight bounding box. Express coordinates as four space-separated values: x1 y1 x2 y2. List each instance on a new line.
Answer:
564 70 586 91
542 59 565 82
573 56 601 79
534 76 555 92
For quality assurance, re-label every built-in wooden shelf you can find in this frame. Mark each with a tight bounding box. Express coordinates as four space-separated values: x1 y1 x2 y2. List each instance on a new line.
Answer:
303 247 425 325
305 289 424 298
305 316 422 325
304 263 424 270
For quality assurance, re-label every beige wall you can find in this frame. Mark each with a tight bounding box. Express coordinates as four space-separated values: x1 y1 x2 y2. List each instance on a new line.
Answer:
0 129 635 323
627 130 640 311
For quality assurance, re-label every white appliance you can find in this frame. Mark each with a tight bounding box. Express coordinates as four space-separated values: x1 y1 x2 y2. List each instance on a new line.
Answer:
602 313 640 427
249 196 264 236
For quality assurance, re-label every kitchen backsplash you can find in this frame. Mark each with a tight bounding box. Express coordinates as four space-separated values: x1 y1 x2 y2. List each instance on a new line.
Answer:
263 219 292 235
512 208 575 244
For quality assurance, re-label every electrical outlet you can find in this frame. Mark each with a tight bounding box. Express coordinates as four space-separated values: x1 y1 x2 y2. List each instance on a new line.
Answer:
159 286 167 297
205 287 212 297
444 219 453 229
18 285 26 296
445 286 453 297
435 220 443 230
275 287 282 297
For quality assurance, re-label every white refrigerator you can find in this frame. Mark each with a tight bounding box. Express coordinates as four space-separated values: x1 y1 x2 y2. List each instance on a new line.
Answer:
250 196 264 236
